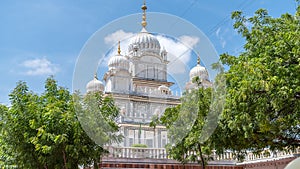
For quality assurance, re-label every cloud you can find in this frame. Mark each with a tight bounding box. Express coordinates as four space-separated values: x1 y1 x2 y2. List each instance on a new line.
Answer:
215 27 227 48
104 30 134 45
157 35 199 74
21 57 59 76
216 27 221 37
178 35 199 49
100 31 134 67
221 40 226 48
102 30 200 75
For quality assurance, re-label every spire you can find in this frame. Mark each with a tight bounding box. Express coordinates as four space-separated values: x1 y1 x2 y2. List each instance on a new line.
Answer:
117 41 121 55
94 72 98 80
197 52 201 65
141 0 147 28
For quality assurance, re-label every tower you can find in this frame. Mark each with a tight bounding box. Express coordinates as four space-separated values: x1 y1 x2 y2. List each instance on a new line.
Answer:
185 53 212 90
85 1 211 148
104 41 131 93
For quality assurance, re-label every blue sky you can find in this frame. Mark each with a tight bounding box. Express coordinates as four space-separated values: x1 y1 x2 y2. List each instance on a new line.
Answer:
0 0 298 105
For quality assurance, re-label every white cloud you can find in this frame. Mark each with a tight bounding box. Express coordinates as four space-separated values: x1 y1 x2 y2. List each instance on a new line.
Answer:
221 40 226 48
178 35 199 49
102 30 200 75
157 35 199 74
216 27 221 37
104 30 134 45
101 31 133 67
215 27 227 48
21 57 59 76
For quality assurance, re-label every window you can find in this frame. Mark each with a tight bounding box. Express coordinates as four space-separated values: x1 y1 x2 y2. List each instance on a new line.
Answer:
146 139 153 148
129 138 134 147
162 139 166 147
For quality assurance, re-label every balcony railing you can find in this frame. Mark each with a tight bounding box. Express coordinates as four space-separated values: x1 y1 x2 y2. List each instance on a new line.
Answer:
107 146 168 159
242 148 300 163
106 146 300 163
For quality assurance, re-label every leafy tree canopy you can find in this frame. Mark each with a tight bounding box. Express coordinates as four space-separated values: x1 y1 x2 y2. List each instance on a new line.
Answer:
218 6 300 156
157 87 216 169
155 5 300 165
0 77 121 169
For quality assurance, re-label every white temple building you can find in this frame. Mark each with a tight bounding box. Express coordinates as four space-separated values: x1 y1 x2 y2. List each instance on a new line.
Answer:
83 3 300 168
86 1 212 148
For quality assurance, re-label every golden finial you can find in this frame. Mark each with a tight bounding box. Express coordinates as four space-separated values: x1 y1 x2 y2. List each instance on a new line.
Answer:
117 41 121 55
141 0 147 28
94 73 98 80
197 52 201 65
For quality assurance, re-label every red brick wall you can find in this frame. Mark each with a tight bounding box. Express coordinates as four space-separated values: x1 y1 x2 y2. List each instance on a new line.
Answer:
99 163 244 169
94 157 296 169
240 157 296 169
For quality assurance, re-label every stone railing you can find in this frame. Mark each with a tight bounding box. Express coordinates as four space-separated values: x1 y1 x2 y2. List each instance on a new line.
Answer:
211 148 300 162
107 146 168 159
106 146 300 162
109 90 181 99
243 148 300 162
131 89 181 99
211 150 236 161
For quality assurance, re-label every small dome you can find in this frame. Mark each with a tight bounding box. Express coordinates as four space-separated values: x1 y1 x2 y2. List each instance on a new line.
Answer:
158 85 171 95
189 64 209 81
108 54 129 71
86 75 104 93
128 29 161 55
158 85 169 91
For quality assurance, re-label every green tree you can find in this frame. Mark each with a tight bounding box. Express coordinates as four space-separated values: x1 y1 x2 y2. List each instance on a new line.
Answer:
76 90 122 147
149 114 159 148
219 6 300 158
0 77 121 169
2 81 41 168
158 87 215 169
0 104 14 168
151 61 226 169
75 89 123 167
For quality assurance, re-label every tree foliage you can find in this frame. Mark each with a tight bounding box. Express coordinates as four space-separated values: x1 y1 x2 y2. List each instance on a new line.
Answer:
0 77 120 169
154 5 300 165
158 87 215 168
218 7 300 157
75 90 122 148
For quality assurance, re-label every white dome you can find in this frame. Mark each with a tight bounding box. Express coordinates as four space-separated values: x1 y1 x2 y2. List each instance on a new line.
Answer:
128 28 161 55
158 85 170 91
108 54 129 71
189 64 209 81
158 85 171 95
86 75 104 93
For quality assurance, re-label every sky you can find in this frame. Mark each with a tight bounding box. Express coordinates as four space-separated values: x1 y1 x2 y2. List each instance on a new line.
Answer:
0 0 298 105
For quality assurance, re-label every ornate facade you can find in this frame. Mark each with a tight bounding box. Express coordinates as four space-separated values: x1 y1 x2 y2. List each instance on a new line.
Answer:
86 1 211 148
